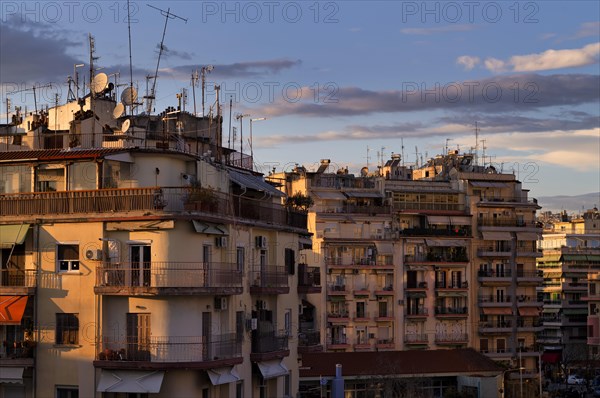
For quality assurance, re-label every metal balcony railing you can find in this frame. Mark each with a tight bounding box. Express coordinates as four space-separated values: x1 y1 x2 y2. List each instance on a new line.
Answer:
298 264 321 288
298 330 321 347
249 266 288 288
478 295 512 303
435 333 468 342
95 262 242 289
404 333 428 343
0 269 36 288
406 308 428 316
435 307 468 315
96 333 241 363
251 330 289 354
477 218 538 227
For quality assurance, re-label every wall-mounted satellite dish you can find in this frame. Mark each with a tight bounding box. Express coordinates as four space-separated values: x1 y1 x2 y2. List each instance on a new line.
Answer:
112 103 125 119
91 73 108 94
121 119 131 133
121 87 138 106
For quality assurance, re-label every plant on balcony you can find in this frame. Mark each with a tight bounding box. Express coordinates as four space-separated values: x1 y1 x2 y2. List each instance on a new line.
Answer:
285 192 314 212
185 183 218 211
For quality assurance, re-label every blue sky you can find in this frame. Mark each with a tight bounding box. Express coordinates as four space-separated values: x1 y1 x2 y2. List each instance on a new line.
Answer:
1 1 599 199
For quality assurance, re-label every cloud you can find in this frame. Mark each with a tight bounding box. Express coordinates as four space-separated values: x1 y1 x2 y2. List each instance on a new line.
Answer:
456 56 480 70
253 74 600 118
161 59 302 80
484 42 600 73
157 44 194 61
401 24 475 35
573 21 600 39
0 17 84 85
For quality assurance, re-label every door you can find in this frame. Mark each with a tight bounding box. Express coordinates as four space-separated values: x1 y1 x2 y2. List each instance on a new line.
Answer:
130 245 151 287
202 311 211 360
126 313 151 361
451 271 462 288
407 270 417 288
203 245 211 286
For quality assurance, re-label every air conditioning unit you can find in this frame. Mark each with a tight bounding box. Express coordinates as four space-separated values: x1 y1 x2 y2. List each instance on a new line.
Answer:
215 236 228 248
255 236 267 248
214 296 227 310
397 299 404 305
85 249 103 261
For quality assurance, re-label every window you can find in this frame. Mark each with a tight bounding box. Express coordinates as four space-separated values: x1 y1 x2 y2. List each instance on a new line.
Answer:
56 387 79 398
236 247 245 272
284 373 291 398
56 314 79 345
591 283 596 295
285 248 295 275
480 338 489 353
57 244 79 272
236 311 244 342
284 309 292 336
496 338 505 353
236 381 244 398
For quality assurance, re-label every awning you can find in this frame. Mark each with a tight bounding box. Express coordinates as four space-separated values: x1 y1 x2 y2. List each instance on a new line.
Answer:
518 307 540 316
517 232 539 241
437 291 468 297
228 169 284 197
563 308 588 315
542 308 561 314
207 367 240 385
541 353 561 364
481 231 512 241
192 220 227 235
0 367 24 384
470 181 509 188
0 224 30 249
562 254 588 261
374 242 394 255
450 216 471 226
299 235 313 250
257 360 289 380
97 370 165 393
482 307 513 315
425 239 467 247
312 191 346 200
0 296 28 325
539 254 561 263
406 291 426 298
427 216 450 224
343 191 383 199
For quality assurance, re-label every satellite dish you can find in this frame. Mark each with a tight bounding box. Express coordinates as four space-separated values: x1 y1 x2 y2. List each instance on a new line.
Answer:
121 87 138 106
91 73 108 94
112 103 125 118
121 119 131 133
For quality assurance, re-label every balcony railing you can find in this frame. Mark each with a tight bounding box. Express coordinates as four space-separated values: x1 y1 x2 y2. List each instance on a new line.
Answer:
435 307 468 315
0 187 307 229
393 203 464 211
250 266 289 292
435 281 468 289
95 262 242 294
406 308 428 316
478 295 512 303
478 269 512 278
435 333 468 343
477 218 538 227
405 252 468 263
298 330 321 347
96 333 241 363
404 333 428 343
252 330 289 354
0 269 36 288
400 227 471 237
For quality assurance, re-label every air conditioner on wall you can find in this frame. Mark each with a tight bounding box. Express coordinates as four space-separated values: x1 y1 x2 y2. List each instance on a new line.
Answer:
85 249 103 261
255 236 267 248
214 297 227 310
215 236 228 248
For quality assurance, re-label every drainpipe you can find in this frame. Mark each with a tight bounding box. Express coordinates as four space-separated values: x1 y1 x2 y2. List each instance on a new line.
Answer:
331 364 344 398
33 220 41 398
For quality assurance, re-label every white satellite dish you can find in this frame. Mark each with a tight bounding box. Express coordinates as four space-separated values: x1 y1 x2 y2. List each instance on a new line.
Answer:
112 103 125 118
121 87 138 106
121 119 131 133
91 73 108 94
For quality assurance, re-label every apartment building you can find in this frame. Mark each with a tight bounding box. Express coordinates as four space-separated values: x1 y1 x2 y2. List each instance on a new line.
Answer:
274 151 543 390
0 87 309 397
537 209 600 366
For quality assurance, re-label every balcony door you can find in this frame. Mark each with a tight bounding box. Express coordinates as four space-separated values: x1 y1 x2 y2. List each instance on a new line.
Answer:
202 311 211 360
130 244 151 287
126 313 150 361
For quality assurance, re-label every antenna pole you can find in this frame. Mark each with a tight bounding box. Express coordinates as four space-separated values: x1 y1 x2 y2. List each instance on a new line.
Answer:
127 0 134 115
401 138 405 167
474 121 480 166
146 5 188 115
228 97 232 163
191 69 199 116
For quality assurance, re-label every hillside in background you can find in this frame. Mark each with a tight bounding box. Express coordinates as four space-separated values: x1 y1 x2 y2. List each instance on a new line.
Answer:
537 192 600 214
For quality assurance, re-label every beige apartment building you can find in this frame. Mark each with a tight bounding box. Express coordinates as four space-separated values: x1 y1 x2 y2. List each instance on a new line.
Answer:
0 88 310 397
274 151 543 393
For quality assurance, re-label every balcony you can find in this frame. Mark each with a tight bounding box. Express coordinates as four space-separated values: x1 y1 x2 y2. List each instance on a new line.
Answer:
404 333 428 345
95 262 243 296
406 281 428 291
353 341 373 350
477 218 539 228
477 196 539 206
297 264 321 294
251 329 289 362
375 339 395 350
0 336 36 368
0 187 308 230
434 306 468 318
404 251 469 265
327 312 350 323
327 337 350 350
342 204 391 215
0 269 36 295
374 286 394 296
477 269 512 285
516 320 543 332
298 330 322 354
477 246 512 257
94 334 242 370
478 295 512 306
353 285 370 297
325 257 393 270
399 227 471 238
353 311 372 322
479 321 512 334
405 308 428 319
327 284 348 296
434 333 468 345
375 312 395 322
249 266 289 295
517 270 544 284
435 281 468 293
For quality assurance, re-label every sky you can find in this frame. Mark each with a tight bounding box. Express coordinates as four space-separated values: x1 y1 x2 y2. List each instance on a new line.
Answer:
1 1 599 199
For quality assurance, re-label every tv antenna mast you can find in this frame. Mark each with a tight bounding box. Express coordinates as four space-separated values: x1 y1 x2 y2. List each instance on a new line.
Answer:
191 69 199 116
365 146 371 169
8 83 53 114
401 138 405 167
146 4 187 114
201 65 214 117
474 121 480 165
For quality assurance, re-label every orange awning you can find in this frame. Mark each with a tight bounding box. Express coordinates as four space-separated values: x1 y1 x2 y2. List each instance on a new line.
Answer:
482 307 513 315
0 296 28 325
518 307 540 316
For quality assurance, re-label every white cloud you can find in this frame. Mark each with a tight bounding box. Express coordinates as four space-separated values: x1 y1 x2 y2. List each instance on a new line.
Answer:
484 43 600 73
483 58 507 73
573 21 600 39
456 56 480 70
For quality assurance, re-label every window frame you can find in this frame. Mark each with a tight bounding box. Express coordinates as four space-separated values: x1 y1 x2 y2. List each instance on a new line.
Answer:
55 313 79 345
57 243 80 273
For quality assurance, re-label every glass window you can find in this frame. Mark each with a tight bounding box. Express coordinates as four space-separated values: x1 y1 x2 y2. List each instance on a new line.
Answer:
68 162 96 190
56 314 79 345
57 244 79 272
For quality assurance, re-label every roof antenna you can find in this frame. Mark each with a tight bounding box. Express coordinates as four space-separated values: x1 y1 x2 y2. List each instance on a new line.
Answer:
146 5 187 114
